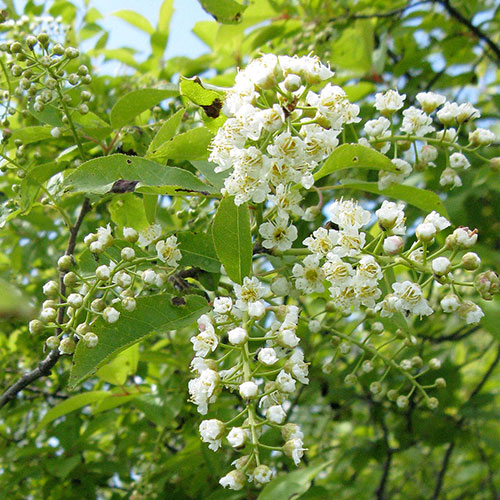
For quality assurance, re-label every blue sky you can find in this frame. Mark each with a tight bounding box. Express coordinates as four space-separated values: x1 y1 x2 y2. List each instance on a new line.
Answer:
13 0 212 61
88 0 212 60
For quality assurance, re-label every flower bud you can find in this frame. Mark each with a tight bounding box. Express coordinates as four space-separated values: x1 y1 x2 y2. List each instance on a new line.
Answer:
142 269 157 285
474 271 500 300
435 377 446 389
52 43 64 55
89 240 104 254
122 297 136 312
29 319 44 334
427 397 439 410
228 327 248 346
103 306 120 324
84 233 97 246
115 271 132 288
387 389 398 401
83 332 98 348
95 265 111 281
91 298 105 312
415 222 436 243
411 356 423 369
123 227 138 243
121 247 135 261
462 252 481 270
43 280 59 297
67 293 83 308
59 337 76 355
429 358 441 370
283 438 305 465
239 381 259 399
40 307 57 322
46 335 60 350
440 294 459 313
258 347 278 366
383 235 404 255
63 271 78 288
50 127 61 139
226 427 247 448
431 256 452 276
396 395 408 408
284 74 301 92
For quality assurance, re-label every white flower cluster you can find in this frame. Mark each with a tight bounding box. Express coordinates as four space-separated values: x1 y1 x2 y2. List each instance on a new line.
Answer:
188 277 308 489
209 54 358 212
296 198 486 323
360 89 495 190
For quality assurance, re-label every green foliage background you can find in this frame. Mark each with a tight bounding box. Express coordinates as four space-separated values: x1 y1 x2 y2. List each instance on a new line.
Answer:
0 0 500 499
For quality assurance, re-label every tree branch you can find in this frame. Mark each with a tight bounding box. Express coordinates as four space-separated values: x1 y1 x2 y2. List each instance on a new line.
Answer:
435 0 500 63
0 197 92 410
431 345 500 498
432 441 455 500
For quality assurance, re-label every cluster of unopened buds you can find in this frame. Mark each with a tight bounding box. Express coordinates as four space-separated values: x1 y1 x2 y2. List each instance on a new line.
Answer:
188 278 308 490
28 224 182 355
0 23 92 136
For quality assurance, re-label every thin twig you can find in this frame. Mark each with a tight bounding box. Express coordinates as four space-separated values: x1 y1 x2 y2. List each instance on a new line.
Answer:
0 198 92 410
435 0 500 63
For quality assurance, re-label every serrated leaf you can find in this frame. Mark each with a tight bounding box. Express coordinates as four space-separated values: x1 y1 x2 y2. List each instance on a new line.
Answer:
113 10 155 34
180 76 224 117
191 160 228 189
69 294 209 388
35 391 109 431
146 108 185 157
177 231 220 272
212 196 252 283
199 0 247 24
10 126 53 144
314 144 398 181
110 87 178 129
63 153 216 195
148 127 214 161
339 180 449 217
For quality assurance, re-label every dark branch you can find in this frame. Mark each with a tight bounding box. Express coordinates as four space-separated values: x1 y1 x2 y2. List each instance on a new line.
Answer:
432 441 455 500
436 0 500 63
431 345 500 498
0 197 92 410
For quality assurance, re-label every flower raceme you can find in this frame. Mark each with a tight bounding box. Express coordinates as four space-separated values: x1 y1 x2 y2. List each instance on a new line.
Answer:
188 285 309 489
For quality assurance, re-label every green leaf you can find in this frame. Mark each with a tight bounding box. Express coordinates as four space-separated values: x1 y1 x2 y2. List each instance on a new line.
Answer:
339 180 449 217
258 461 333 500
314 144 398 181
96 344 139 385
177 231 220 272
132 392 181 426
10 126 53 145
69 294 209 388
191 160 227 189
64 154 217 195
212 196 252 284
180 76 224 117
110 87 178 129
148 127 214 161
35 391 109 431
113 10 155 34
44 455 81 479
199 0 247 24
146 108 185 158
108 193 150 231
